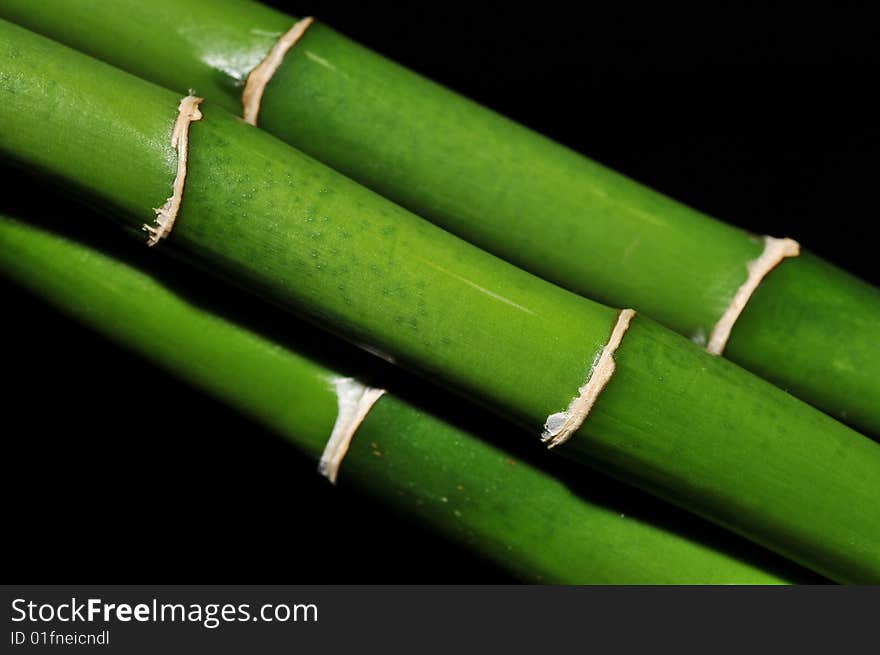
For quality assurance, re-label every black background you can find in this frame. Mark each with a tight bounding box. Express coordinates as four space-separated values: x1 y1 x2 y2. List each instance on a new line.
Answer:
2 1 877 582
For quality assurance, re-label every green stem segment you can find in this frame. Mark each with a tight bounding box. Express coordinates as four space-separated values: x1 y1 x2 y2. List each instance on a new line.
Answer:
0 213 802 584
3 0 877 433
0 21 878 582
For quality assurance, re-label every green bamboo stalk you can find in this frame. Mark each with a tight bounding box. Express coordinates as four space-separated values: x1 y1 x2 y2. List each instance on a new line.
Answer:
0 21 878 583
2 0 876 433
0 212 806 584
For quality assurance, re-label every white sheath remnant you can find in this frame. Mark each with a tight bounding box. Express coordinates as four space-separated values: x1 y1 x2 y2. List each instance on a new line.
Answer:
706 236 800 355
318 377 387 484
542 309 636 449
242 16 315 126
143 94 204 246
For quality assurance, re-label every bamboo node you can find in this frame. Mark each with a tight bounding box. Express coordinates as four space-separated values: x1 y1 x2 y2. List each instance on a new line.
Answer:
143 93 204 247
542 309 636 449
706 236 800 354
242 16 314 126
319 377 386 484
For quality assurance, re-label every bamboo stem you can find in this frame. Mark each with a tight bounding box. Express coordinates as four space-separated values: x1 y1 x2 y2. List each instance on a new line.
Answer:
0 213 805 584
0 21 878 582
2 0 876 433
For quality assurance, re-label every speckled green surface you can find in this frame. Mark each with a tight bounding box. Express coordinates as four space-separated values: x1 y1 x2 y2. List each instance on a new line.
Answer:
727 253 880 434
